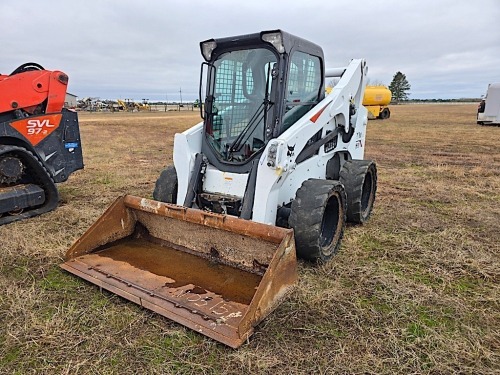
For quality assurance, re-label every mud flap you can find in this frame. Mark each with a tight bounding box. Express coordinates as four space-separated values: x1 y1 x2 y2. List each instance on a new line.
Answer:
61 195 297 348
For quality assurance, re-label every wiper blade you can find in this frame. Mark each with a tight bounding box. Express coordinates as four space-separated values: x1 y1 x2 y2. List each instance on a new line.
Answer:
228 63 274 155
228 102 266 153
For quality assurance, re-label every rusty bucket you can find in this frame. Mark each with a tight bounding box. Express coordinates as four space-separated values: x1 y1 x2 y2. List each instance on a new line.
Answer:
61 195 297 348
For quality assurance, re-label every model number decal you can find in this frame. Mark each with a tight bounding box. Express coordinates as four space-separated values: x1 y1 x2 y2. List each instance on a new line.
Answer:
9 114 62 146
26 119 56 135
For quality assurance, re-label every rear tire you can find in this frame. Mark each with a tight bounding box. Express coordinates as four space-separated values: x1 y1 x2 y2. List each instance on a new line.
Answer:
289 179 347 263
379 108 390 119
153 165 178 204
339 160 377 224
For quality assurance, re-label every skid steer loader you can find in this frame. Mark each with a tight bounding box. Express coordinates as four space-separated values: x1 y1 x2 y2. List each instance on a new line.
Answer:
0 63 83 225
62 30 377 348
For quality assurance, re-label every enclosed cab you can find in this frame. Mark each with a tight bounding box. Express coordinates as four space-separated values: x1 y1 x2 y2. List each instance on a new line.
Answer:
175 30 330 220
199 31 325 175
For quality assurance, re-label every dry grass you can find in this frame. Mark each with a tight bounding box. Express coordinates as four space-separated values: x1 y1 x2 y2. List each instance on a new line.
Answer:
1 104 499 374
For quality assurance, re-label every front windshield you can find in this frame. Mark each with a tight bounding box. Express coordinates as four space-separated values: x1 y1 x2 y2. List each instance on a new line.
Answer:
205 48 277 163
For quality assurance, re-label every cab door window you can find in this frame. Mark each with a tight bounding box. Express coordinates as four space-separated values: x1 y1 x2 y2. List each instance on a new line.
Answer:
282 52 322 132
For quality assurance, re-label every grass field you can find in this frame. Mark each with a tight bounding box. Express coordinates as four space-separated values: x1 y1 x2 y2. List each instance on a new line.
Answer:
0 104 498 374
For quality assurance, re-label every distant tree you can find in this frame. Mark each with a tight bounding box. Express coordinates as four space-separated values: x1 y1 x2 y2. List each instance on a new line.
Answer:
388 72 411 103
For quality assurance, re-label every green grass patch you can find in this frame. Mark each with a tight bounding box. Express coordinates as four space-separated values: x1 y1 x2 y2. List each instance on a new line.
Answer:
409 268 444 287
0 346 21 366
40 267 82 292
1 265 32 281
357 296 392 314
417 199 449 210
405 322 426 341
90 290 111 310
138 333 200 368
57 184 81 198
416 306 440 328
384 261 445 289
359 235 384 252
408 305 457 336
94 172 116 185
452 277 480 294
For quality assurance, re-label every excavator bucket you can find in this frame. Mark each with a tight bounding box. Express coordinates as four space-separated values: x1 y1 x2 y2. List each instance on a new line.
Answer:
61 195 297 348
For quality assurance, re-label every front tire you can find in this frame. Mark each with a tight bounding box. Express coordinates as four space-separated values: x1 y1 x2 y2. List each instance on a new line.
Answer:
153 165 178 204
339 160 377 224
289 179 347 263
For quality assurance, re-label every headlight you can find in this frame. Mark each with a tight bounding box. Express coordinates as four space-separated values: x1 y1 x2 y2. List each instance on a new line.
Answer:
200 40 217 61
261 31 284 53
267 142 279 168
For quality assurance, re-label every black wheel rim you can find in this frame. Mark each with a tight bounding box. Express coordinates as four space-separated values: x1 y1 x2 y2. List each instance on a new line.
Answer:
319 193 341 254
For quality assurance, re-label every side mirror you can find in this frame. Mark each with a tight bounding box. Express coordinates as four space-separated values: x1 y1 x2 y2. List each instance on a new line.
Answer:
199 62 215 119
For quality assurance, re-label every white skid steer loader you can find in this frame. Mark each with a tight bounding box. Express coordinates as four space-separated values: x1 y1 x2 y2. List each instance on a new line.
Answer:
61 30 377 348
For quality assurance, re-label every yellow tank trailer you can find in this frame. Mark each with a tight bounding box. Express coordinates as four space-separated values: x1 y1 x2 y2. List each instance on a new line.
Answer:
325 85 391 120
363 86 391 119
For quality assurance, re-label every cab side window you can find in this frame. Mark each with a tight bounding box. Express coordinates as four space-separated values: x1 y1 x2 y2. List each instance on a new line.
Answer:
282 52 322 133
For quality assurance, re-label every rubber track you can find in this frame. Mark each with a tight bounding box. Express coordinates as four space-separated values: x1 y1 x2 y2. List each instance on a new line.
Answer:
0 145 59 225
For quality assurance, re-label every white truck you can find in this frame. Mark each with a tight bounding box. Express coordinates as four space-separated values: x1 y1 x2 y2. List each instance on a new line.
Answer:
477 83 500 125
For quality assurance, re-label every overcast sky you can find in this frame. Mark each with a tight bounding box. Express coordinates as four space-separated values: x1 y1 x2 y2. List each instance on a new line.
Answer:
2 0 499 101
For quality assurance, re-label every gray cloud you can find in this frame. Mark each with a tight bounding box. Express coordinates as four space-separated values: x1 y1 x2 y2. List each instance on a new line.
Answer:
2 0 499 100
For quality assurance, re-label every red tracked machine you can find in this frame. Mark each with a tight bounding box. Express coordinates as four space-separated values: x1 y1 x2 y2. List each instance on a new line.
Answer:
0 63 83 225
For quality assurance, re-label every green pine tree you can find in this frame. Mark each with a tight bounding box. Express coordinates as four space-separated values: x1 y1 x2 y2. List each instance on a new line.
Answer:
388 72 411 103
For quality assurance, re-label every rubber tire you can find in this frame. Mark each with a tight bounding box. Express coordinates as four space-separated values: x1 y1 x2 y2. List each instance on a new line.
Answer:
379 108 390 119
339 160 377 224
153 165 178 204
289 179 347 263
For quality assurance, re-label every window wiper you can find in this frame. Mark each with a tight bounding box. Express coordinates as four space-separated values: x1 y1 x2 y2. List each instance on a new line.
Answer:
228 64 274 155
228 102 266 153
